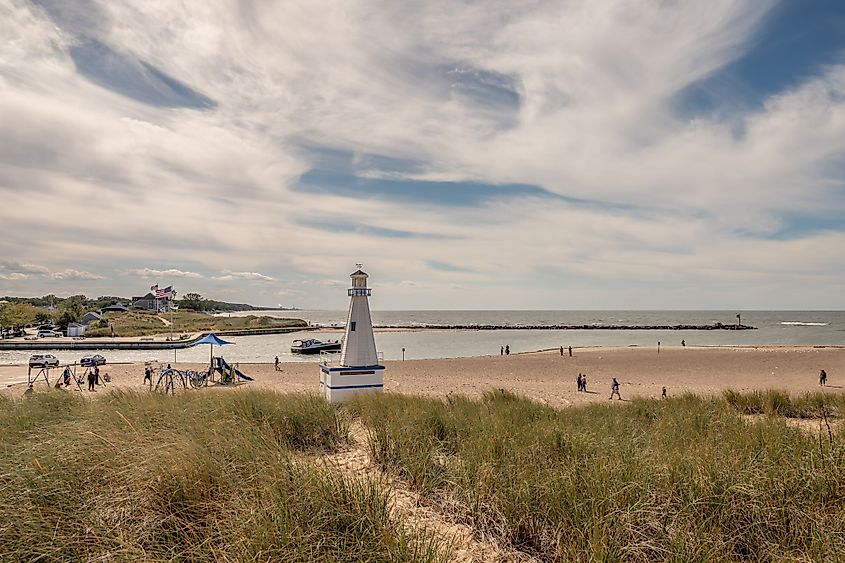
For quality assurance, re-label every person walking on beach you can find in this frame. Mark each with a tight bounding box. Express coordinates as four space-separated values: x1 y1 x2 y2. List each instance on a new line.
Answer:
820 369 828 386
681 339 685 347
568 346 572 357
609 378 621 400
661 386 667 399
505 345 510 356
576 373 582 392
560 346 564 356
87 370 96 392
144 367 152 387
581 374 587 393
275 356 281 371
500 346 504 356
94 365 101 386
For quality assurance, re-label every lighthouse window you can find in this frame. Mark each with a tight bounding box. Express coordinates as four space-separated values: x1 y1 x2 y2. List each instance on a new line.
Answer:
350 321 356 331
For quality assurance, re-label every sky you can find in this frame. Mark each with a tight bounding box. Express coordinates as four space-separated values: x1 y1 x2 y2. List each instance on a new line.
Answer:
1 0 844 310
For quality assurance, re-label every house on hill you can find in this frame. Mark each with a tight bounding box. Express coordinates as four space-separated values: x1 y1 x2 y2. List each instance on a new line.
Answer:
131 295 172 312
131 294 157 311
81 311 102 325
100 304 129 314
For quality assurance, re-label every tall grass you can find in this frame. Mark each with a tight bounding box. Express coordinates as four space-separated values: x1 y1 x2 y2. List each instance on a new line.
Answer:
353 389 845 561
723 389 845 418
0 390 451 562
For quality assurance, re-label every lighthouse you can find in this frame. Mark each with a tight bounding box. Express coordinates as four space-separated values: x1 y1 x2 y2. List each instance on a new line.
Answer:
319 265 385 402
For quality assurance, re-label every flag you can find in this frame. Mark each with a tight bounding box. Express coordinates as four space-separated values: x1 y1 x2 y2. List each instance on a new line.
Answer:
155 286 174 300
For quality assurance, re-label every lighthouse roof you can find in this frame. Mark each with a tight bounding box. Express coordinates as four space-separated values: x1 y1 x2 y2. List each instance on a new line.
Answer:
350 269 368 277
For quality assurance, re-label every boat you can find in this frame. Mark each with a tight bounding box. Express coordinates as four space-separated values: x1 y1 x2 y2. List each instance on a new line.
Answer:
290 338 342 355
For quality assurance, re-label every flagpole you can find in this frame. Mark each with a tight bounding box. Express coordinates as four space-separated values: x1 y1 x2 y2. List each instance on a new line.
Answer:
171 292 176 362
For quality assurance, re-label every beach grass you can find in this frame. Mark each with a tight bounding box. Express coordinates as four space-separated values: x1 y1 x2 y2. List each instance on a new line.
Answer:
0 390 451 562
4 387 845 562
352 389 845 561
723 388 845 419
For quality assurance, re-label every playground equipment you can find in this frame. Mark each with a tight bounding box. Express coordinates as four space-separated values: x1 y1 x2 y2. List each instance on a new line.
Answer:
188 356 253 389
154 366 188 395
26 363 102 393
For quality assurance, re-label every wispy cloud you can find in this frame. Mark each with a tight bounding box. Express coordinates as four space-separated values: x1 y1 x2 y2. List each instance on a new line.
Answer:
1 0 844 308
126 268 204 279
214 271 275 282
51 269 104 280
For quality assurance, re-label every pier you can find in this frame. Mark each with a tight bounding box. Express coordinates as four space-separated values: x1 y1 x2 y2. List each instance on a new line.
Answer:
371 323 757 331
0 326 311 351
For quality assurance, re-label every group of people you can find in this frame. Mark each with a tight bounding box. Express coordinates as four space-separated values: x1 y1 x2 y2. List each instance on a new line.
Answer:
559 346 573 357
86 365 108 391
576 373 624 400
500 345 510 355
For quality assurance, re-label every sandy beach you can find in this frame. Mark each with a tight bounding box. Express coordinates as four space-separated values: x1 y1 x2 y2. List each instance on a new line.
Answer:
3 345 844 405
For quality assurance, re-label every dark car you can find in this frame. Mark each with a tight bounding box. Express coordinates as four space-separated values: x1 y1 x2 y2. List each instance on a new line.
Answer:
80 354 106 367
29 354 60 368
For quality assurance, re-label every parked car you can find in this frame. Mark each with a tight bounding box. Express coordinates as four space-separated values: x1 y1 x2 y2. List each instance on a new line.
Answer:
80 354 106 367
29 354 60 368
37 330 62 338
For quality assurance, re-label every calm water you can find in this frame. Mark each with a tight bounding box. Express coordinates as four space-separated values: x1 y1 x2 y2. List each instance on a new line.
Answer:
1 311 842 369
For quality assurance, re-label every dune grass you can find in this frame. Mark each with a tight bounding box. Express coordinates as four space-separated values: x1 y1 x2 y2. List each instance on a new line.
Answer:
352 390 845 561
5 387 845 562
0 390 451 562
723 388 845 419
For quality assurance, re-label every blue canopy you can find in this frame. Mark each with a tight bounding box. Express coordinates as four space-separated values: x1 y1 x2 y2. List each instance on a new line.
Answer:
192 333 233 347
192 333 233 364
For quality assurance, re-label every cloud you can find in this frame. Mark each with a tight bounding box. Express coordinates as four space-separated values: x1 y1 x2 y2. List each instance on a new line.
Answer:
127 268 204 279
214 271 275 282
50 269 104 280
1 0 844 308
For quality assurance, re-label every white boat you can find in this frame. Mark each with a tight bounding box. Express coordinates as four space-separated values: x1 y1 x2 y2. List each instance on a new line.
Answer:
290 338 342 355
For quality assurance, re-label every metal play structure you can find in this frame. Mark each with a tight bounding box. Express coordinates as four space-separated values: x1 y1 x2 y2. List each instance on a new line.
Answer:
25 363 105 393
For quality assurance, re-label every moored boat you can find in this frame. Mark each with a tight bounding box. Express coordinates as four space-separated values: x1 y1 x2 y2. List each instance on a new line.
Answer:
290 338 342 354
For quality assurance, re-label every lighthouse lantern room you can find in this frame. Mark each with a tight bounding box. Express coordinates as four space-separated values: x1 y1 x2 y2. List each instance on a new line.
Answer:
319 265 385 402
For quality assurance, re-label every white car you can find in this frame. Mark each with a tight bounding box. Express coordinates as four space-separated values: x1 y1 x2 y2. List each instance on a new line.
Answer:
29 354 60 368
37 330 62 338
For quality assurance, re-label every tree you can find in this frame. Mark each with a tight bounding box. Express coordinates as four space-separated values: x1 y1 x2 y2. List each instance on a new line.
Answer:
0 303 39 336
35 311 52 324
181 292 206 311
56 296 85 329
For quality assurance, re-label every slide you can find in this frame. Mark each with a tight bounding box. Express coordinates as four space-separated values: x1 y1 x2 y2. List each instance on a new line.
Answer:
220 358 254 381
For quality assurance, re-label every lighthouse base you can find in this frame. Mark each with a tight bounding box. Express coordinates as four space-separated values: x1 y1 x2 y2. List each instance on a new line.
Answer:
319 364 385 403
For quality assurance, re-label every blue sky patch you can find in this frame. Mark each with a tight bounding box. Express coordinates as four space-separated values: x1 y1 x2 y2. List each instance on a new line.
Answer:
427 260 474 273
675 0 845 118
300 219 458 240
70 38 216 109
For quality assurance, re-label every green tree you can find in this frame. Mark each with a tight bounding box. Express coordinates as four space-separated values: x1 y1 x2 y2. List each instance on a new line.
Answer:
34 310 52 324
56 297 85 329
181 292 206 311
0 303 39 336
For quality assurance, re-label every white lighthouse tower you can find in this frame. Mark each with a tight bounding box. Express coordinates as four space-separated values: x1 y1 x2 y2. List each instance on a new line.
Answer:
319 265 384 402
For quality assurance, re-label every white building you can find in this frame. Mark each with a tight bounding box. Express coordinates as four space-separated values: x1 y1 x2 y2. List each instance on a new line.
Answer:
319 266 384 402
67 323 86 337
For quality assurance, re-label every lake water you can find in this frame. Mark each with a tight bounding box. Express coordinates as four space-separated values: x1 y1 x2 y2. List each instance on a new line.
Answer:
1 310 842 367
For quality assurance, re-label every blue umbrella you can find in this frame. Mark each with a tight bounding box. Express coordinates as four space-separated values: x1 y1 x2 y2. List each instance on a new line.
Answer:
191 333 233 363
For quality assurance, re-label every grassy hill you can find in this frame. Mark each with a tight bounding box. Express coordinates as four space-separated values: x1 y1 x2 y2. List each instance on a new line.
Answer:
83 311 307 337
